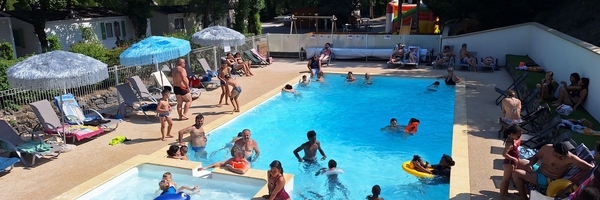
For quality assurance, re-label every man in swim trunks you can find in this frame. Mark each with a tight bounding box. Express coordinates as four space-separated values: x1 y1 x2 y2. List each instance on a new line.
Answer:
172 58 192 120
178 114 208 158
232 129 260 162
293 130 327 164
459 43 478 71
389 44 405 65
512 141 593 200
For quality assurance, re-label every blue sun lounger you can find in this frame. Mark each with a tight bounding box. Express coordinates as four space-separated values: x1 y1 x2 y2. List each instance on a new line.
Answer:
0 157 19 172
53 94 121 131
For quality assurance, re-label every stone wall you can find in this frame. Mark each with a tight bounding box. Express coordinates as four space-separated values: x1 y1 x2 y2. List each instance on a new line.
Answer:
0 88 121 133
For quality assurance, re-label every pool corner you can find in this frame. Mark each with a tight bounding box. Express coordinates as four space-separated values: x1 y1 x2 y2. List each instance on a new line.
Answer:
449 83 471 199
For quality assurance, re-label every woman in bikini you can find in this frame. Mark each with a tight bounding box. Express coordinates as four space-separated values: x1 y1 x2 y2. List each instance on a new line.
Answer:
436 68 461 85
262 160 290 200
225 53 247 75
552 77 589 110
217 62 230 107
501 89 522 126
234 52 254 76
536 71 558 102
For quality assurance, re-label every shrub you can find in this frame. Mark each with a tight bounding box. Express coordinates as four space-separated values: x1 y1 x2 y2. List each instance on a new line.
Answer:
0 42 15 60
47 35 62 51
69 42 108 63
0 59 20 90
105 48 125 67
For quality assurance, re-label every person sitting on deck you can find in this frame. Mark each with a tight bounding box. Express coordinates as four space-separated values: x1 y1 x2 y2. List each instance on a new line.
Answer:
388 44 406 64
552 77 589 110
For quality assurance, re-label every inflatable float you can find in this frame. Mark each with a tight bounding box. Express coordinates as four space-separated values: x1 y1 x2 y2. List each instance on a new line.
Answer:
402 161 434 178
154 192 190 200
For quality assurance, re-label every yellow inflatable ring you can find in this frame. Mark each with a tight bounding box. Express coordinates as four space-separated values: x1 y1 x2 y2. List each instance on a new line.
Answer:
546 179 575 197
402 161 434 178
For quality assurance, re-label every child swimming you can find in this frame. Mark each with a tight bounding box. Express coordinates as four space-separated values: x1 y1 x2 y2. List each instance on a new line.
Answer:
380 118 401 132
158 172 199 196
209 132 243 158
411 155 432 174
427 81 440 91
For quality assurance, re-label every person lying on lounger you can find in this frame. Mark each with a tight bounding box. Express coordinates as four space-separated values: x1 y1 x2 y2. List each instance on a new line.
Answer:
407 47 418 63
433 46 454 65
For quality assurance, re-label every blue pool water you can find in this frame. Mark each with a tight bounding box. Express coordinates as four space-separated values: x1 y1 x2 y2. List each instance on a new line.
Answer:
188 75 456 199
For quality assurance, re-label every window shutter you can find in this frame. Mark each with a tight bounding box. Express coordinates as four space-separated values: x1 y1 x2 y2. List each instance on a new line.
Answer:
121 20 126 37
18 28 25 48
100 22 107 40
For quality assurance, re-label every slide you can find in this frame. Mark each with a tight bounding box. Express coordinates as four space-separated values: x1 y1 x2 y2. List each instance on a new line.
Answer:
391 6 435 34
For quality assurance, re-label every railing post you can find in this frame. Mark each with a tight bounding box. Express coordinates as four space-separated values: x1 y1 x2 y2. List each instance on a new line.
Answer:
114 65 121 105
213 46 217 71
365 34 368 61
266 33 270 57
252 36 256 50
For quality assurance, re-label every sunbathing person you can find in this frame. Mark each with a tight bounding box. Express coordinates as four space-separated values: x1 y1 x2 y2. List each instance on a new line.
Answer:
388 45 405 64
319 43 333 61
234 52 254 76
433 46 454 65
459 43 477 71
512 142 594 200
552 77 589 110
225 53 248 75
501 89 522 126
536 71 558 102
436 68 461 85
407 47 418 63
553 72 580 99
198 147 251 174
480 56 495 69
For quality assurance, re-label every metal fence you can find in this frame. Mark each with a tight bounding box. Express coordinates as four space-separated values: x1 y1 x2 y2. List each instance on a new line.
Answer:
266 33 442 56
0 35 268 112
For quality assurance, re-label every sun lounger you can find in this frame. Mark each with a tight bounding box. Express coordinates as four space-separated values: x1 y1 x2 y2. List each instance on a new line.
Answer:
116 83 158 121
151 71 204 99
499 103 550 138
452 52 478 71
520 88 542 117
250 48 272 65
129 75 176 103
0 157 19 172
0 120 60 167
30 100 105 143
317 45 334 66
196 58 222 89
495 72 528 105
520 116 563 149
52 94 121 131
477 57 498 72
243 50 267 67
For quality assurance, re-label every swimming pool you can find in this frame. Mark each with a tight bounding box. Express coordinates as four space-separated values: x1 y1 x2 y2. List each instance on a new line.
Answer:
190 75 455 199
77 164 266 200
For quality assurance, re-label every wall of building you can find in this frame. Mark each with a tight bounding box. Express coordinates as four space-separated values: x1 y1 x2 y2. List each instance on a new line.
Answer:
45 16 135 50
9 17 40 57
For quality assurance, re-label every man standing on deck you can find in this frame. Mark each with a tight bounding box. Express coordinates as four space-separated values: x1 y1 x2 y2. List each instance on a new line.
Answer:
172 58 192 120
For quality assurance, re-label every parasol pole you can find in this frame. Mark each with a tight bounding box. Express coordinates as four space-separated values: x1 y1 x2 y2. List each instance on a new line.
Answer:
60 84 67 142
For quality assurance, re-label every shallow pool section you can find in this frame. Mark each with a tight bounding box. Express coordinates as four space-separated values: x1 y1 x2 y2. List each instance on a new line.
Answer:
77 164 265 200
190 75 455 199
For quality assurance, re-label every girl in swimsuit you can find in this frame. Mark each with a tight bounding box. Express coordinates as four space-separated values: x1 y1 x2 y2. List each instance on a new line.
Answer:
501 89 522 126
437 68 461 85
262 160 290 200
500 125 523 200
217 62 231 107
234 52 254 76
553 77 589 110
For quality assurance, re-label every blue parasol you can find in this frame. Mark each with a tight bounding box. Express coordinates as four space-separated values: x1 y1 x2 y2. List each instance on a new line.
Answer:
119 36 191 67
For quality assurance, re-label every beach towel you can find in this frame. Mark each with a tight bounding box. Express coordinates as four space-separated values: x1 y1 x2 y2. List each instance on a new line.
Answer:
109 136 130 146
0 140 51 154
0 157 19 171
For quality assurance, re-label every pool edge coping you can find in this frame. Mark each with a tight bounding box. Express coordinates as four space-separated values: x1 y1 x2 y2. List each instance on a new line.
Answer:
449 81 471 200
54 154 294 200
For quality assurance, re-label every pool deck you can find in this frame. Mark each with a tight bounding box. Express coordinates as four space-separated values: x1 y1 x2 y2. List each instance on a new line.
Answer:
1 58 516 200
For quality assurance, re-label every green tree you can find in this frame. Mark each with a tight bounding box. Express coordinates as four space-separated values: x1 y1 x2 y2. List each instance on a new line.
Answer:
47 35 62 51
0 41 14 60
247 0 265 35
233 0 249 34
188 0 229 27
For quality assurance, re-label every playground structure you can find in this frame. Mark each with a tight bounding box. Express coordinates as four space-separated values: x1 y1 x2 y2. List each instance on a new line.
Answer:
385 2 439 34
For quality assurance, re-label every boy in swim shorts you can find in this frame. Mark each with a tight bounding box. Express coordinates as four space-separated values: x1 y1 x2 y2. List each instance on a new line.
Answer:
159 172 198 195
157 90 173 141
226 74 242 112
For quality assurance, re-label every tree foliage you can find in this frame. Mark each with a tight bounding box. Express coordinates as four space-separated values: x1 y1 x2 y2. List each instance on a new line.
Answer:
188 0 229 27
233 0 249 34
247 0 265 35
0 41 14 60
47 35 62 51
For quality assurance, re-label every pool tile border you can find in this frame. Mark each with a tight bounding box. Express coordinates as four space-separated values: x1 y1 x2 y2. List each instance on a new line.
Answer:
55 154 294 200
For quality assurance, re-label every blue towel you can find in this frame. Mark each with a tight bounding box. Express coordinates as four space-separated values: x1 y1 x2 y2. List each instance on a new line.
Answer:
0 157 20 170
